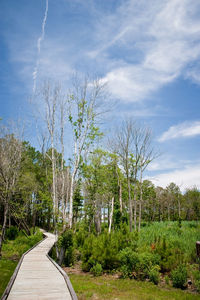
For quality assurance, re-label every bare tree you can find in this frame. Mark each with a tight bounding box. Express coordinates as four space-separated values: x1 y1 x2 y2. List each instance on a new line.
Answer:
40 81 61 233
67 76 106 228
132 126 156 231
110 119 157 231
111 119 135 232
58 94 69 229
108 197 114 234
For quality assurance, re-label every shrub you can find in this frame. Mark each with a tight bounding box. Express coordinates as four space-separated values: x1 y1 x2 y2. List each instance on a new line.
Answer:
171 265 188 289
64 246 75 266
137 252 160 280
59 230 73 249
90 263 103 276
195 280 200 293
81 233 120 271
57 230 74 267
193 269 200 292
6 226 19 240
119 248 139 278
154 237 183 272
165 275 170 285
120 265 130 278
148 265 160 285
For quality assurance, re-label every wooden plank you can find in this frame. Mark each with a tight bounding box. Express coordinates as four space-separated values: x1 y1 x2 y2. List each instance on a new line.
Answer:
2 232 76 300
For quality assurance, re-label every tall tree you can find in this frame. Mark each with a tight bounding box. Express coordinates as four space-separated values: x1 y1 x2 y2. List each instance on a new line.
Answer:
40 82 61 233
67 76 106 228
132 125 156 231
0 127 23 257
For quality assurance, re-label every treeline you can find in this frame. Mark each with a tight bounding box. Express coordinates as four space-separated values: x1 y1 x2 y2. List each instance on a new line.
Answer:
0 77 200 256
0 128 199 238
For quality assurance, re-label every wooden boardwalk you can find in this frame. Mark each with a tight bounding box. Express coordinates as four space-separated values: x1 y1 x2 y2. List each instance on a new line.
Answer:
5 232 73 300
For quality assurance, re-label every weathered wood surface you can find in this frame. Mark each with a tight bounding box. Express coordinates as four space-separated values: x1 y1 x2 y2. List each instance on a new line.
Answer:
6 232 72 300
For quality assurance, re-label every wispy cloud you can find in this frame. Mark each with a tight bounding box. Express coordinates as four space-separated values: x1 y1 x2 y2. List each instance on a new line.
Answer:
95 0 200 101
3 0 200 103
158 121 200 142
148 163 200 191
33 0 49 93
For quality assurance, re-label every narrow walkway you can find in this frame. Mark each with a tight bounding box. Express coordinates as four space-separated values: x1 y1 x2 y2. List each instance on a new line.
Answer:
7 232 72 300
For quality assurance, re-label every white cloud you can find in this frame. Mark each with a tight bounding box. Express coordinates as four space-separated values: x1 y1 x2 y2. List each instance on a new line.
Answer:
148 164 200 191
4 0 200 103
97 0 200 101
147 156 182 172
159 121 200 142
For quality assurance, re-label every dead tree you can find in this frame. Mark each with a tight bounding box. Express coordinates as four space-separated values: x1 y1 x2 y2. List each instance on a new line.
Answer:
67 76 106 228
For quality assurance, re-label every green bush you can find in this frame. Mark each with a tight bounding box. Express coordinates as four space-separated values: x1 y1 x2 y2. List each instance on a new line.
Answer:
165 275 170 285
59 230 73 249
81 232 120 271
90 263 103 276
120 265 130 279
64 246 75 266
171 265 188 289
6 226 19 240
2 228 43 259
193 269 200 292
154 237 184 272
195 280 200 292
119 249 161 280
137 252 161 280
149 265 160 285
119 248 139 278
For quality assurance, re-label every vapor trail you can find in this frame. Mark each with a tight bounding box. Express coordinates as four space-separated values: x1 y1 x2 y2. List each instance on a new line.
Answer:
33 0 49 93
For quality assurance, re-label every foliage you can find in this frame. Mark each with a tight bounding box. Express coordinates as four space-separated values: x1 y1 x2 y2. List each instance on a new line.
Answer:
149 265 160 285
2 228 43 260
58 229 73 249
171 265 188 289
191 268 200 292
90 263 103 276
80 226 137 272
5 226 19 240
64 246 75 266
119 248 139 278
57 229 75 266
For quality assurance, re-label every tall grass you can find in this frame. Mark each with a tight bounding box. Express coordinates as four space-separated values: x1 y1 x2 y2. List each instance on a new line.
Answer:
138 221 200 262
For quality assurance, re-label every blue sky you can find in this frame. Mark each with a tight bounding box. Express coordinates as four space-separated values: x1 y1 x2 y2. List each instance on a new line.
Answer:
1 0 200 191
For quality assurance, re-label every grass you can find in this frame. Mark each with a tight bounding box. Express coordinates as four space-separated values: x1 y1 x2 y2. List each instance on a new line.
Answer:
0 228 43 298
0 259 18 297
138 221 200 256
2 229 43 260
69 273 200 300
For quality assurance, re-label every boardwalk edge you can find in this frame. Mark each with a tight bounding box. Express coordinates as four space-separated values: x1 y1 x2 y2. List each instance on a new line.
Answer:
47 253 78 300
0 233 47 300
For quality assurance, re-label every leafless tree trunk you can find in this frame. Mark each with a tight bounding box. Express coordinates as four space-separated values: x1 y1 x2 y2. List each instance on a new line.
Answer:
68 76 107 228
108 197 114 234
111 119 135 232
138 168 143 231
59 95 68 230
119 181 122 214
131 124 157 231
42 82 61 233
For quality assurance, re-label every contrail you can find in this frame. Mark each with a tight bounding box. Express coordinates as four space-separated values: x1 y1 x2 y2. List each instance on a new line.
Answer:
33 0 49 93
